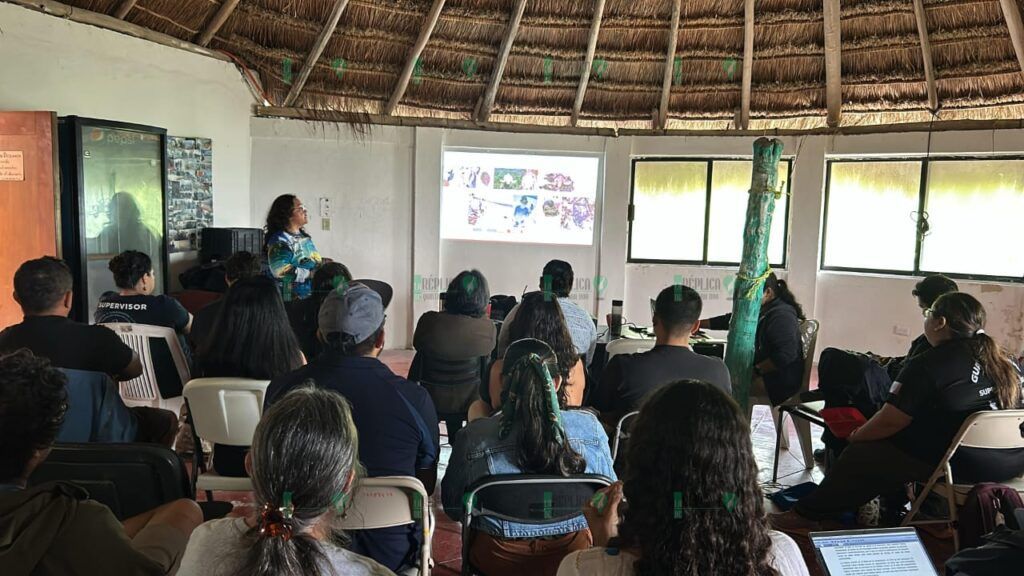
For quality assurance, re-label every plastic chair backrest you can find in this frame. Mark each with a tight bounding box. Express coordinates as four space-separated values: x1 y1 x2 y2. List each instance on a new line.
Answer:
58 369 138 443
798 319 819 394
957 410 1024 450
28 442 191 520
606 338 655 360
103 323 191 401
182 378 270 446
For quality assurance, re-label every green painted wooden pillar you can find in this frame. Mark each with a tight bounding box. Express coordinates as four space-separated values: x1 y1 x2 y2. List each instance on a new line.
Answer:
725 137 785 416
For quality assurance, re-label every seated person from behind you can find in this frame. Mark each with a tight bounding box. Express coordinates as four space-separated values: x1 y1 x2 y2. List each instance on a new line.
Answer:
178 386 393 576
703 272 804 405
476 291 586 419
0 349 202 575
496 260 598 365
195 276 306 477
189 250 262 352
560 380 808 576
773 292 1024 531
265 282 438 573
0 257 142 382
290 261 354 360
593 284 731 422
95 250 193 361
443 338 617 576
411 269 496 434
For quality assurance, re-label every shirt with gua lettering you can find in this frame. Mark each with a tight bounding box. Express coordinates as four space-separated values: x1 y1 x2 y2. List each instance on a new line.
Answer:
888 338 1002 465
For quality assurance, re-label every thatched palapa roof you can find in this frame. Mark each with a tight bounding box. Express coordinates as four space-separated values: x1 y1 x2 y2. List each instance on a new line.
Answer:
12 0 1024 133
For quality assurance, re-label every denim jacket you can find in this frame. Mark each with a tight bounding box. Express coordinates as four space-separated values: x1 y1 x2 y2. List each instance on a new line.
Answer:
441 409 616 538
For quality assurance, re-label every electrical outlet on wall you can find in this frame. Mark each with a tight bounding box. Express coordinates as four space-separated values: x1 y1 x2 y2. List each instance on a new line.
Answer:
893 325 910 337
318 197 331 218
321 218 331 231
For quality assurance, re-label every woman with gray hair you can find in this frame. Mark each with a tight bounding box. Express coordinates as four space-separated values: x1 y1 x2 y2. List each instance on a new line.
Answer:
178 386 394 576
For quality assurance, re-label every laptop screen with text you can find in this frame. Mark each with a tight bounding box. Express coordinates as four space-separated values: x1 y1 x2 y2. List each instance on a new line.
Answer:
810 528 938 576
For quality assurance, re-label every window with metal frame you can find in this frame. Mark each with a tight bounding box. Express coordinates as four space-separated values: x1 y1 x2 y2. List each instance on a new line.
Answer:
627 158 792 267
821 156 1024 282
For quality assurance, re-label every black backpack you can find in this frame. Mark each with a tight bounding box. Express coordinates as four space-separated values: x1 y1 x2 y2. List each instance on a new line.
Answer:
817 348 891 452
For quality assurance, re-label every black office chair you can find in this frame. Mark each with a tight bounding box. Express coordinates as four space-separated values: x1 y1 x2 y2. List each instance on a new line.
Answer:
460 474 613 576
410 352 488 439
28 443 192 520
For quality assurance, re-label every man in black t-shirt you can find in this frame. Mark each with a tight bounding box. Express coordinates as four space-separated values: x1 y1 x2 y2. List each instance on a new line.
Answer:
594 284 731 425
0 257 142 381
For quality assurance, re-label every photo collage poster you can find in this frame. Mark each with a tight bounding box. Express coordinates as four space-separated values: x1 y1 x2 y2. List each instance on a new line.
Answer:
166 136 213 253
441 150 600 245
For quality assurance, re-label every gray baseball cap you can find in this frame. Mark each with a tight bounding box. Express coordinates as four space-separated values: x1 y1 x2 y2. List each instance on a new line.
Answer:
319 282 386 343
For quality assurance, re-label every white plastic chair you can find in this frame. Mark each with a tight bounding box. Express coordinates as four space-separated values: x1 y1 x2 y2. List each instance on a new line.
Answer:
103 323 190 415
181 378 270 496
903 409 1024 551
751 319 819 467
336 476 433 576
611 411 640 463
605 338 655 360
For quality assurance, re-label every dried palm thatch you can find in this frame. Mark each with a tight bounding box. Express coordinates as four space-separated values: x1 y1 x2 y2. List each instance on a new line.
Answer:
12 0 1024 132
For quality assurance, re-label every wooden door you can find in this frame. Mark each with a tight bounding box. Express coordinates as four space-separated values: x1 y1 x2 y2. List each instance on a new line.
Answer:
0 112 59 330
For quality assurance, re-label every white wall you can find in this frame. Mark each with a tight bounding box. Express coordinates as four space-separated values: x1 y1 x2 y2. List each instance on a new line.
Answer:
245 115 1024 356
0 4 254 285
250 119 416 348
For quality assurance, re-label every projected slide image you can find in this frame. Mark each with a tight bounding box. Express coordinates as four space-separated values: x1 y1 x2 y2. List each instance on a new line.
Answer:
442 150 600 245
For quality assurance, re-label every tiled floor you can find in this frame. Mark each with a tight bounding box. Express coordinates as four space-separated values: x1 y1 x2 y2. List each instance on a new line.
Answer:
201 349 952 576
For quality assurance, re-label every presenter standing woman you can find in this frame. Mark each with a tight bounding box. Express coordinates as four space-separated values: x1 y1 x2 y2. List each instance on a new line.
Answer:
264 194 322 303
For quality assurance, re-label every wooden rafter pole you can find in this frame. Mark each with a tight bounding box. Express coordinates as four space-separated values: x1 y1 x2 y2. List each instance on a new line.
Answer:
385 0 447 116
657 0 682 130
195 0 242 47
282 0 351 108
823 0 842 127
571 0 607 127
998 0 1024 76
739 0 755 129
912 0 939 112
6 0 232 62
113 0 137 19
478 0 529 123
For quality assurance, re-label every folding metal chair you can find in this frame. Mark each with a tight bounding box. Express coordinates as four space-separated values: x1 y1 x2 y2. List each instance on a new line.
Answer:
903 409 1024 551
336 476 433 576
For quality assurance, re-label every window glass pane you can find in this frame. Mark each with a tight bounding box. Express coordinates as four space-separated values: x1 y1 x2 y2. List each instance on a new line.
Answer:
920 160 1024 277
823 161 920 271
707 161 789 265
630 162 707 260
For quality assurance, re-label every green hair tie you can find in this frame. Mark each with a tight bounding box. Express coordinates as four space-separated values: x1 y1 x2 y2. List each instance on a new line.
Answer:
498 352 567 443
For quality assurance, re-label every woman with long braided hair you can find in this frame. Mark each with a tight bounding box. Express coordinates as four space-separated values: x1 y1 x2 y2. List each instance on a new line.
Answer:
442 338 616 576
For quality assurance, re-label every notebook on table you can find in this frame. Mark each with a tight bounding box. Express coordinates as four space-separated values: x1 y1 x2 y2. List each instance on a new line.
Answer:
810 527 938 576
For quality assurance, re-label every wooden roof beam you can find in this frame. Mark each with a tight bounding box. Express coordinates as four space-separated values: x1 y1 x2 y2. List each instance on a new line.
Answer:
739 0 754 129
823 0 842 127
656 0 682 130
571 0 607 127
385 0 447 116
998 0 1024 76
912 0 939 112
478 0 529 123
195 0 241 47
113 0 137 19
282 0 351 108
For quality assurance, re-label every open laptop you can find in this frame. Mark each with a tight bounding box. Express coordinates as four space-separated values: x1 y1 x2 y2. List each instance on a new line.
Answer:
810 527 938 576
